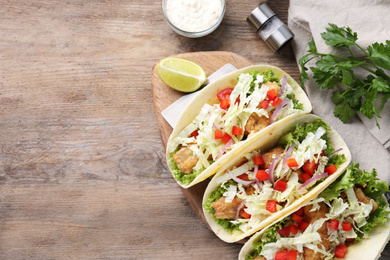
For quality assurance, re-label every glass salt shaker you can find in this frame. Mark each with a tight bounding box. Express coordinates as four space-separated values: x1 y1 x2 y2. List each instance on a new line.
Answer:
247 3 294 52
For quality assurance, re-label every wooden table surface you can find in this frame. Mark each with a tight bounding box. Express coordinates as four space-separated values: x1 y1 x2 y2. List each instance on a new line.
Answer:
1 0 389 259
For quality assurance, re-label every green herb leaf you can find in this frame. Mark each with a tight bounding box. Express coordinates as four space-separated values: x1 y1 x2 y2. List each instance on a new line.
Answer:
321 23 358 47
299 23 390 127
332 91 356 123
372 77 390 92
311 66 340 89
367 40 390 70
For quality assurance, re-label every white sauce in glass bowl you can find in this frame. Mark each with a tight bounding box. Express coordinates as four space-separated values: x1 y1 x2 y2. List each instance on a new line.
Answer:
165 0 223 32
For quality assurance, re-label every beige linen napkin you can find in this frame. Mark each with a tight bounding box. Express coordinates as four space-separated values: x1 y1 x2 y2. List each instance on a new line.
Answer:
288 0 390 182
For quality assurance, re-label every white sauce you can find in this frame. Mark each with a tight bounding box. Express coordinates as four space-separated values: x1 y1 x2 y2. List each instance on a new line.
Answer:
165 0 222 32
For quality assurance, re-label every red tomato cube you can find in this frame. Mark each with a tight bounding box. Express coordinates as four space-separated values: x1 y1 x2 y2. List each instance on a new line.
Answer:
214 129 223 139
256 170 269 181
274 179 288 192
232 126 242 135
325 164 337 175
292 213 303 223
221 133 232 144
267 89 278 100
329 219 339 230
253 155 264 165
335 244 348 258
287 158 299 168
342 222 352 231
266 200 277 213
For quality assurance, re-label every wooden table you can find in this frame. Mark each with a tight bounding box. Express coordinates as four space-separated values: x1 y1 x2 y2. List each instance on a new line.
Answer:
1 1 389 259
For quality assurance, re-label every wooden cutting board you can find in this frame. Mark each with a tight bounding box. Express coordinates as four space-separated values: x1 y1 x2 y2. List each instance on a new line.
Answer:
151 51 254 230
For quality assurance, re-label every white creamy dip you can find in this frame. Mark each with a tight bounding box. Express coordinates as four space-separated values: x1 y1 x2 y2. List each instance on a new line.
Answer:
165 0 222 32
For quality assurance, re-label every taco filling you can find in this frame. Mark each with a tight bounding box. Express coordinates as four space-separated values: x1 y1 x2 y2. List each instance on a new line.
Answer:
203 119 346 234
244 163 389 260
168 69 304 185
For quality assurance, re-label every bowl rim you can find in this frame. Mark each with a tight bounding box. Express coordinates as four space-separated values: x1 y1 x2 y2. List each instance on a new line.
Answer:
162 0 226 37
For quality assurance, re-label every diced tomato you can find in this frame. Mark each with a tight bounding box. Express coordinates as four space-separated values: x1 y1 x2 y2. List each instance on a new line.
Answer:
240 208 251 219
274 180 288 192
329 219 339 230
292 213 303 223
302 159 317 175
345 238 355 242
214 129 223 139
270 97 282 107
217 88 234 102
190 130 199 138
275 249 298 260
299 221 309 231
287 250 298 260
325 164 337 175
219 98 230 109
342 222 352 231
300 172 311 183
295 207 304 216
286 158 299 168
256 170 269 181
277 225 291 237
266 200 277 213
275 249 288 260
261 100 269 109
267 89 278 100
232 126 242 135
335 244 348 258
221 133 232 144
238 174 250 181
290 224 299 235
253 155 264 166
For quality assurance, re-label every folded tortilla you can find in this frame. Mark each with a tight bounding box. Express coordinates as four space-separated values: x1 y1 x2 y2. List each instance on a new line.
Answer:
239 165 390 260
202 114 351 243
166 65 312 188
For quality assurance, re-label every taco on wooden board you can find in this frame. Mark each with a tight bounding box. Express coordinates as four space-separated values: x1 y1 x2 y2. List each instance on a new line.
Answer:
166 65 312 188
239 163 390 260
202 114 351 243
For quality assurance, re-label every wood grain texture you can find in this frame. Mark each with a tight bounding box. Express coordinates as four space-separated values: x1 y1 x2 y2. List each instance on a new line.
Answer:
0 0 388 259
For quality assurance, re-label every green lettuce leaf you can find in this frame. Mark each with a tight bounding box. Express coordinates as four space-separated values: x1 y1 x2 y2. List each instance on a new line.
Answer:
203 180 239 234
320 162 389 240
168 153 204 185
278 119 333 155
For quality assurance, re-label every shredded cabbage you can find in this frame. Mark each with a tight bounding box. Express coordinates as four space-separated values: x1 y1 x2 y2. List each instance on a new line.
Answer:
169 70 304 183
247 164 388 260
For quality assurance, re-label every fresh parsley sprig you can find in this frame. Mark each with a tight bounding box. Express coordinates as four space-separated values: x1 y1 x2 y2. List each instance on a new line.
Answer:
299 23 390 127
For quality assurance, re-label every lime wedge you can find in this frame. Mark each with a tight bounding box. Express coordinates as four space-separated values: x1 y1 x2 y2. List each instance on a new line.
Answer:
157 57 207 92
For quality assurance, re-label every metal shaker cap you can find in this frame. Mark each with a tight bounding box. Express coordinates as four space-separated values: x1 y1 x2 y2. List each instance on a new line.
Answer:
247 3 294 52
246 3 275 32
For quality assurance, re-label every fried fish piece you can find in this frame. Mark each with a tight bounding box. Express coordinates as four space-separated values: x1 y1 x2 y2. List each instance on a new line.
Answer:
211 196 244 219
262 147 285 170
245 111 273 135
173 145 198 174
355 187 378 213
244 82 281 135
303 203 330 260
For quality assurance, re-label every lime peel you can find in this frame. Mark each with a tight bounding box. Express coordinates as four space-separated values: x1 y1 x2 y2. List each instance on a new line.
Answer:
157 57 207 93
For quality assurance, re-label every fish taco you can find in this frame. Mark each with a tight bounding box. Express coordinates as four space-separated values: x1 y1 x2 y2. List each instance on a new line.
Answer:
239 163 390 260
202 114 351 242
166 65 312 188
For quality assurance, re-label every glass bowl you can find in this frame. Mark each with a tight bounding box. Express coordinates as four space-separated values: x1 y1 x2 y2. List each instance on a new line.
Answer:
162 0 226 38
